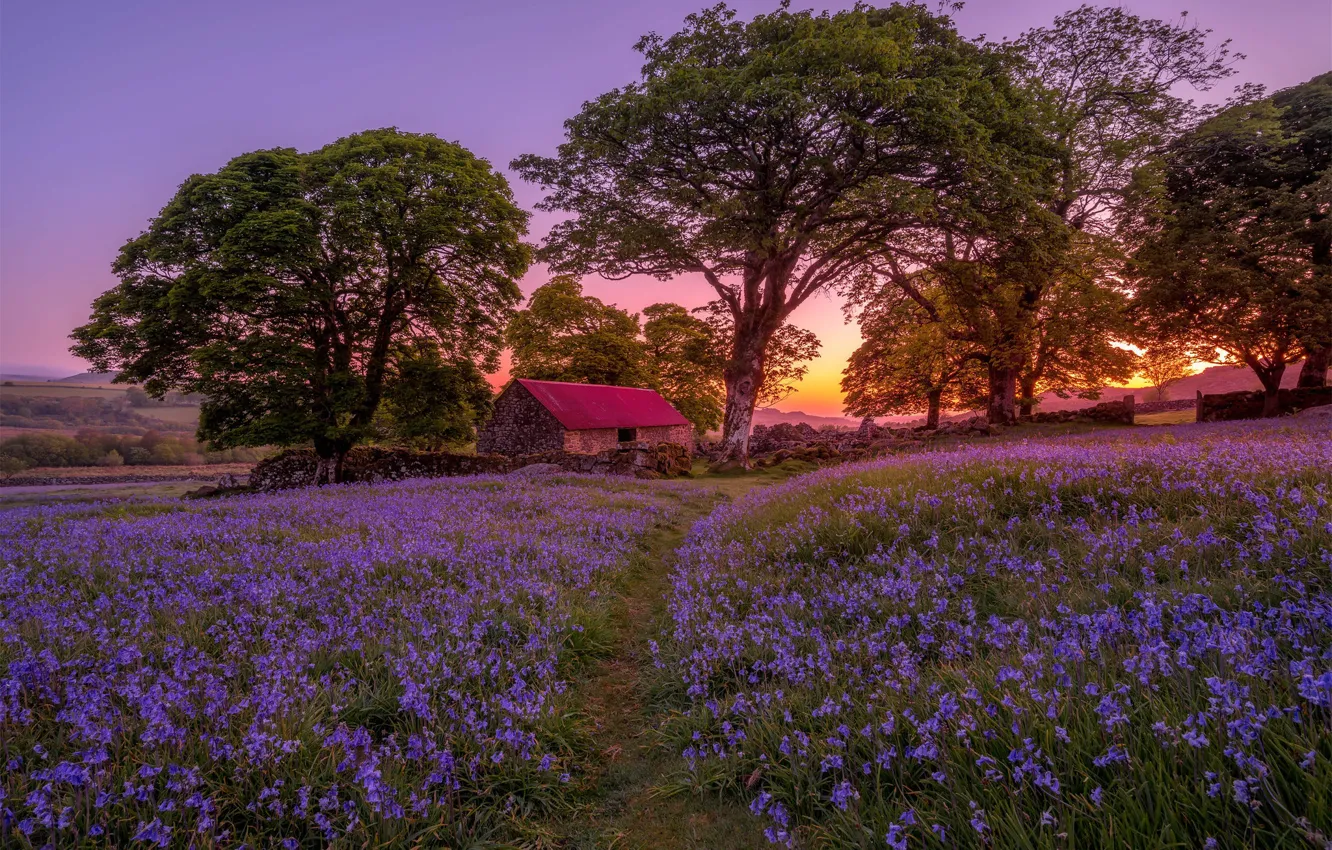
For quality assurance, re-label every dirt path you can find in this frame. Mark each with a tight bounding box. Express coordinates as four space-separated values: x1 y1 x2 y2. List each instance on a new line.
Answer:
557 488 769 850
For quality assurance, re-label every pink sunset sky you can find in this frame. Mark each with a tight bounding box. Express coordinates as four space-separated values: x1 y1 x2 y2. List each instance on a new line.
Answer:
2 0 1328 415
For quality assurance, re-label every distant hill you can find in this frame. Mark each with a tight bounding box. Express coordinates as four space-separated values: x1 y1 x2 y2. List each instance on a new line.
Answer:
1032 361 1306 412
753 407 861 430
53 371 121 384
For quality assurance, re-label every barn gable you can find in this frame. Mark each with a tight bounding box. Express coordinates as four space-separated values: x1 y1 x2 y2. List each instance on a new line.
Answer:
475 381 567 455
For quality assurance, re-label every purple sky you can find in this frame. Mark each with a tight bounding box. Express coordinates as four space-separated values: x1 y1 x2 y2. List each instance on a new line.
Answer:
2 0 1328 414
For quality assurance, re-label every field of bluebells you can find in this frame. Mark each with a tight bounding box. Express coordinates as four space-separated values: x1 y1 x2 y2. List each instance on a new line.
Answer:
1 474 707 847
659 419 1332 848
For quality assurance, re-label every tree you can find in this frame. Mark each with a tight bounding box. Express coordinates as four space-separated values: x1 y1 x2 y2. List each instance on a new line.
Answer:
71 129 530 483
1136 346 1194 401
513 3 1036 463
842 283 985 429
1128 75 1332 415
1016 269 1137 415
693 300 820 409
379 346 495 450
967 6 1236 422
1271 73 1332 387
641 303 724 435
506 276 654 388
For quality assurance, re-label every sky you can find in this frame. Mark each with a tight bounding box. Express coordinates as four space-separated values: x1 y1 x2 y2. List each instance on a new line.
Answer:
2 0 1329 415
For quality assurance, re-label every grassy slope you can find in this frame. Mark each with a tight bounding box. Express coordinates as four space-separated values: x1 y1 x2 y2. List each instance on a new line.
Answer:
653 423 1332 849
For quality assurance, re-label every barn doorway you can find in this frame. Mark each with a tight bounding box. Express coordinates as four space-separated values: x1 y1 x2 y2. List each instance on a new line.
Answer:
617 427 637 443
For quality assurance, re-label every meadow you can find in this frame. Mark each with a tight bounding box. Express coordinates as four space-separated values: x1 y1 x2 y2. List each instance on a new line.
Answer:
0 474 710 847
2 418 1330 849
656 419 1332 848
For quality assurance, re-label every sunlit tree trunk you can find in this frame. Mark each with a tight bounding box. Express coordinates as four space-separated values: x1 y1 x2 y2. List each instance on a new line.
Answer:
717 331 768 467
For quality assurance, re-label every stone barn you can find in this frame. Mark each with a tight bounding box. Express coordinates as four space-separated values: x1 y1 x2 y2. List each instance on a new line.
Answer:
478 379 694 456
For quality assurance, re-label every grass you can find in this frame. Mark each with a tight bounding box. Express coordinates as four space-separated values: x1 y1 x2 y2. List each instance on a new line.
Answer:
1136 409 1197 425
6 421 1325 847
654 422 1332 849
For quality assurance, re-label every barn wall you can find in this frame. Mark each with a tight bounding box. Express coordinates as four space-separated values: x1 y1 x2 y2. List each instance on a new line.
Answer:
563 428 621 454
639 424 695 447
477 383 567 456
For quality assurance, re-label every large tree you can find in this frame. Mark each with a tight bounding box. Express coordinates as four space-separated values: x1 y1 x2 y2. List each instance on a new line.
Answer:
505 276 654 387
1129 74 1332 414
859 6 1239 424
513 3 1036 463
72 129 530 482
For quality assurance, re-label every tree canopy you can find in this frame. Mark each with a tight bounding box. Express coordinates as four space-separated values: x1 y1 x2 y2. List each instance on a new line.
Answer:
506 276 653 388
72 129 530 481
848 5 1237 424
513 2 1038 461
1128 72 1332 413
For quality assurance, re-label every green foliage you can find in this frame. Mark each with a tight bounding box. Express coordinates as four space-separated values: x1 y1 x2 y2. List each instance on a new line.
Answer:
642 303 725 435
0 455 31 478
506 276 654 388
72 129 530 476
380 347 493 450
1128 73 1332 402
514 2 1036 458
842 283 986 426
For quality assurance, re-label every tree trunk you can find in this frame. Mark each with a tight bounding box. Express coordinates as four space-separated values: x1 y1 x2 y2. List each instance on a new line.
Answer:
1297 347 1329 388
987 364 1019 425
313 436 350 485
716 331 768 468
925 390 942 429
1017 376 1038 418
1256 365 1285 418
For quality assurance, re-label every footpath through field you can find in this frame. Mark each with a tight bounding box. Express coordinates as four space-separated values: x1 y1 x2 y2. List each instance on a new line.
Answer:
554 470 785 849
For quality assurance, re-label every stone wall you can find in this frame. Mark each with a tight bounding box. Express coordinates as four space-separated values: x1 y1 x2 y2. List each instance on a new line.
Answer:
647 423 694 446
1196 387 1332 422
477 382 566 456
561 423 694 455
1022 395 1135 425
1134 398 1195 415
250 442 694 491
563 428 619 454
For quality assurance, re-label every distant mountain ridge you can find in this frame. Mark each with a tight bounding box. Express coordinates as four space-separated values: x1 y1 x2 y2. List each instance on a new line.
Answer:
53 371 121 384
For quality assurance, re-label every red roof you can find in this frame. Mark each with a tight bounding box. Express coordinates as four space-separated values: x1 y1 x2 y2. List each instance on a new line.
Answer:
516 379 690 431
